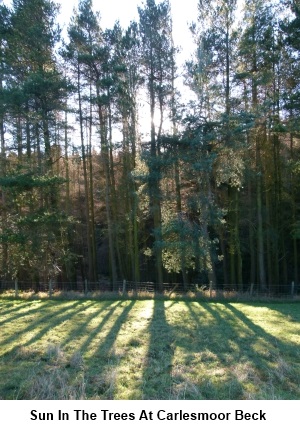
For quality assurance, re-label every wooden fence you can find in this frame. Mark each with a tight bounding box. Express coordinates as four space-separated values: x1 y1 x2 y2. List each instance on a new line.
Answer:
0 279 299 299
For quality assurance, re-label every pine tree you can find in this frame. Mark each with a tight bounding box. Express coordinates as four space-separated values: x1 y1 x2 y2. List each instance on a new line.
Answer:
0 0 73 283
138 0 175 287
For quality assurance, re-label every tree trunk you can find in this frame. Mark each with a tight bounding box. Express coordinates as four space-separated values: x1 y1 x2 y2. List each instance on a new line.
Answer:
97 92 118 288
77 64 93 281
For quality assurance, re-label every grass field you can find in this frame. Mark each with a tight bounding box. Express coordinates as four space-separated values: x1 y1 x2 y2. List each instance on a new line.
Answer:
0 297 299 400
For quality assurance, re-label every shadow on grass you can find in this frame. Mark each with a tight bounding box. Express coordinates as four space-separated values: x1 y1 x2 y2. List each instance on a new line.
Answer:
223 303 298 356
0 301 92 355
0 300 33 317
0 300 52 327
251 302 300 321
184 302 300 399
141 300 174 399
83 300 137 399
61 300 122 351
1 299 299 400
0 300 129 400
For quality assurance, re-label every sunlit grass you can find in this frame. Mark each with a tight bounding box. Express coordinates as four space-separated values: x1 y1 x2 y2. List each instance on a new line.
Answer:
0 298 299 399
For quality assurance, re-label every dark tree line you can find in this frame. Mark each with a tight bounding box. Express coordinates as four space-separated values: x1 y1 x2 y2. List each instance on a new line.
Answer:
0 0 300 290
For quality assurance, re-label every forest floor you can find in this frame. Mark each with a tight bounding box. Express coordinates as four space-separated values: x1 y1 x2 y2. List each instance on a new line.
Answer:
0 298 299 400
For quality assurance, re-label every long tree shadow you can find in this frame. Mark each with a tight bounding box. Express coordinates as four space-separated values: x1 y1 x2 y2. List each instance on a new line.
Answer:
222 303 300 396
223 303 298 355
183 301 300 399
0 300 37 318
141 300 174 399
89 301 137 358
2 299 298 400
185 301 241 362
162 301 244 399
200 302 272 359
0 300 53 328
0 300 95 399
66 300 122 352
0 300 91 354
252 302 300 321
197 302 276 367
83 300 137 399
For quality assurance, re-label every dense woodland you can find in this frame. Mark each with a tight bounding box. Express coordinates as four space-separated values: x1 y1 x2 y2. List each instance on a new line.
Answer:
0 0 300 290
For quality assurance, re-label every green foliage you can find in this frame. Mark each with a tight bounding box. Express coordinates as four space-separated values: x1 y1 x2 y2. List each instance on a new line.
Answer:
0 173 65 190
0 209 77 280
1 0 300 287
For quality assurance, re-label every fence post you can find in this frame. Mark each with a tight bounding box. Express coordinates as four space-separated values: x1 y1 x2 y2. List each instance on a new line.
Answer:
122 279 126 294
209 281 213 298
291 281 295 298
250 283 254 296
49 279 52 298
84 279 88 296
14 279 18 298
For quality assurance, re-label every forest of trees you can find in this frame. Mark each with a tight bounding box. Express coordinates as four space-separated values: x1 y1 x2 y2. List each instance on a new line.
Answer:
0 0 300 290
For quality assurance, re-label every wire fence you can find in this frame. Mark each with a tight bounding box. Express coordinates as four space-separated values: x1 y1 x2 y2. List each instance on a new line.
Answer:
0 279 299 299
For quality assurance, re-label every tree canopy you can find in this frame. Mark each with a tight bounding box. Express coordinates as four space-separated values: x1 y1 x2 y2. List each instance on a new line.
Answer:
0 0 300 291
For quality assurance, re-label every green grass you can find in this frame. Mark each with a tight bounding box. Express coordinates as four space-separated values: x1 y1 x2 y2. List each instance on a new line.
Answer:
0 298 299 399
